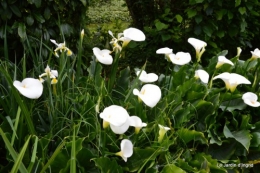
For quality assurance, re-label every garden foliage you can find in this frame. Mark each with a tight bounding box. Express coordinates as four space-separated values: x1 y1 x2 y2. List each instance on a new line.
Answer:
1 24 260 172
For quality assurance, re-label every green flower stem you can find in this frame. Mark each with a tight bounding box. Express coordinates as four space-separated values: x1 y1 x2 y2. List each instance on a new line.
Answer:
108 50 120 93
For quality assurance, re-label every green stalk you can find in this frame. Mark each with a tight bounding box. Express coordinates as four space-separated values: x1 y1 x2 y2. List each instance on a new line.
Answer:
70 125 76 173
108 50 120 93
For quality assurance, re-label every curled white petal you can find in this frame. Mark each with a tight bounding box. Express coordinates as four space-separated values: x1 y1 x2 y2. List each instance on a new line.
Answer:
110 118 130 134
116 139 133 162
195 69 209 84
156 47 173 54
188 38 207 51
93 47 113 65
136 70 158 83
169 52 191 65
123 27 145 41
216 56 234 68
251 48 260 59
13 78 43 99
129 116 147 128
242 92 260 107
133 84 161 108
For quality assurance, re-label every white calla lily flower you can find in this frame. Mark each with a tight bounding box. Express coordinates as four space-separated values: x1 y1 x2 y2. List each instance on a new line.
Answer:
99 105 130 134
216 56 234 68
237 47 242 57
120 28 145 47
156 47 173 61
133 84 161 108
116 139 133 162
93 47 113 65
169 52 191 65
136 70 158 83
129 116 147 134
213 72 251 92
195 69 209 84
158 124 170 143
250 48 260 60
242 92 260 107
188 38 207 62
13 78 43 99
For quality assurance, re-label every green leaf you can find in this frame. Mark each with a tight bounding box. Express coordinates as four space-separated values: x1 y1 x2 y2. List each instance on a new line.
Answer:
203 25 213 37
18 23 26 40
228 12 233 20
44 8 51 20
161 164 185 173
251 132 260 147
195 15 202 24
155 20 169 31
235 0 241 7
92 157 123 173
10 5 21 17
34 0 41 8
161 34 171 41
187 9 197 18
238 7 246 15
177 128 208 144
11 136 31 173
175 14 183 23
26 16 34 26
33 13 45 23
223 125 251 151
220 98 246 112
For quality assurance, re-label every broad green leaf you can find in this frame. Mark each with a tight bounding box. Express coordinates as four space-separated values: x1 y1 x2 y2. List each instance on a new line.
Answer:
238 7 246 15
208 142 236 160
216 30 225 38
223 125 251 151
251 132 260 147
175 14 183 23
220 98 246 112
10 5 21 17
34 0 41 8
228 12 233 20
187 9 197 18
195 15 202 24
18 23 26 40
240 21 247 32
161 164 185 173
235 0 241 7
177 128 208 144
26 16 34 26
92 157 123 173
194 100 215 119
203 25 213 37
155 20 169 31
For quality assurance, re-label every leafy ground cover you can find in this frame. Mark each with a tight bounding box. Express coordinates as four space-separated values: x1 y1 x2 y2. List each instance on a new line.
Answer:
1 24 260 172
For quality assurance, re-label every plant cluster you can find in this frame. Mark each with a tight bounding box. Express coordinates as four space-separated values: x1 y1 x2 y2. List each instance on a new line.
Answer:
1 25 260 172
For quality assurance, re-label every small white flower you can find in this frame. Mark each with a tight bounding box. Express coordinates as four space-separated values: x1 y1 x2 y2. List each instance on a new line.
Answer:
216 56 234 68
242 92 260 107
195 69 209 84
116 139 133 162
188 38 207 62
39 65 58 79
250 48 260 60
13 78 43 99
158 124 170 143
169 52 191 65
133 84 161 108
93 47 113 65
50 39 72 57
129 116 147 134
136 70 158 83
213 72 251 92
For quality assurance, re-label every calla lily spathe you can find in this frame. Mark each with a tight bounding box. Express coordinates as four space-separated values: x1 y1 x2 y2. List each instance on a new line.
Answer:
195 69 209 84
129 116 147 134
99 105 130 134
242 92 260 107
136 70 158 83
50 39 72 57
169 52 191 65
93 47 113 65
237 47 242 57
158 124 170 143
13 78 43 99
213 72 251 92
250 48 260 60
216 56 234 68
188 38 207 62
133 84 161 108
116 139 133 162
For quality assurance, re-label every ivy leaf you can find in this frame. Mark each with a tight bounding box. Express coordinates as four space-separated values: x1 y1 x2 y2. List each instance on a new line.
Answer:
238 7 246 15
235 0 241 7
34 0 41 8
187 9 197 18
155 20 168 31
26 16 34 26
175 14 183 23
223 125 251 151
